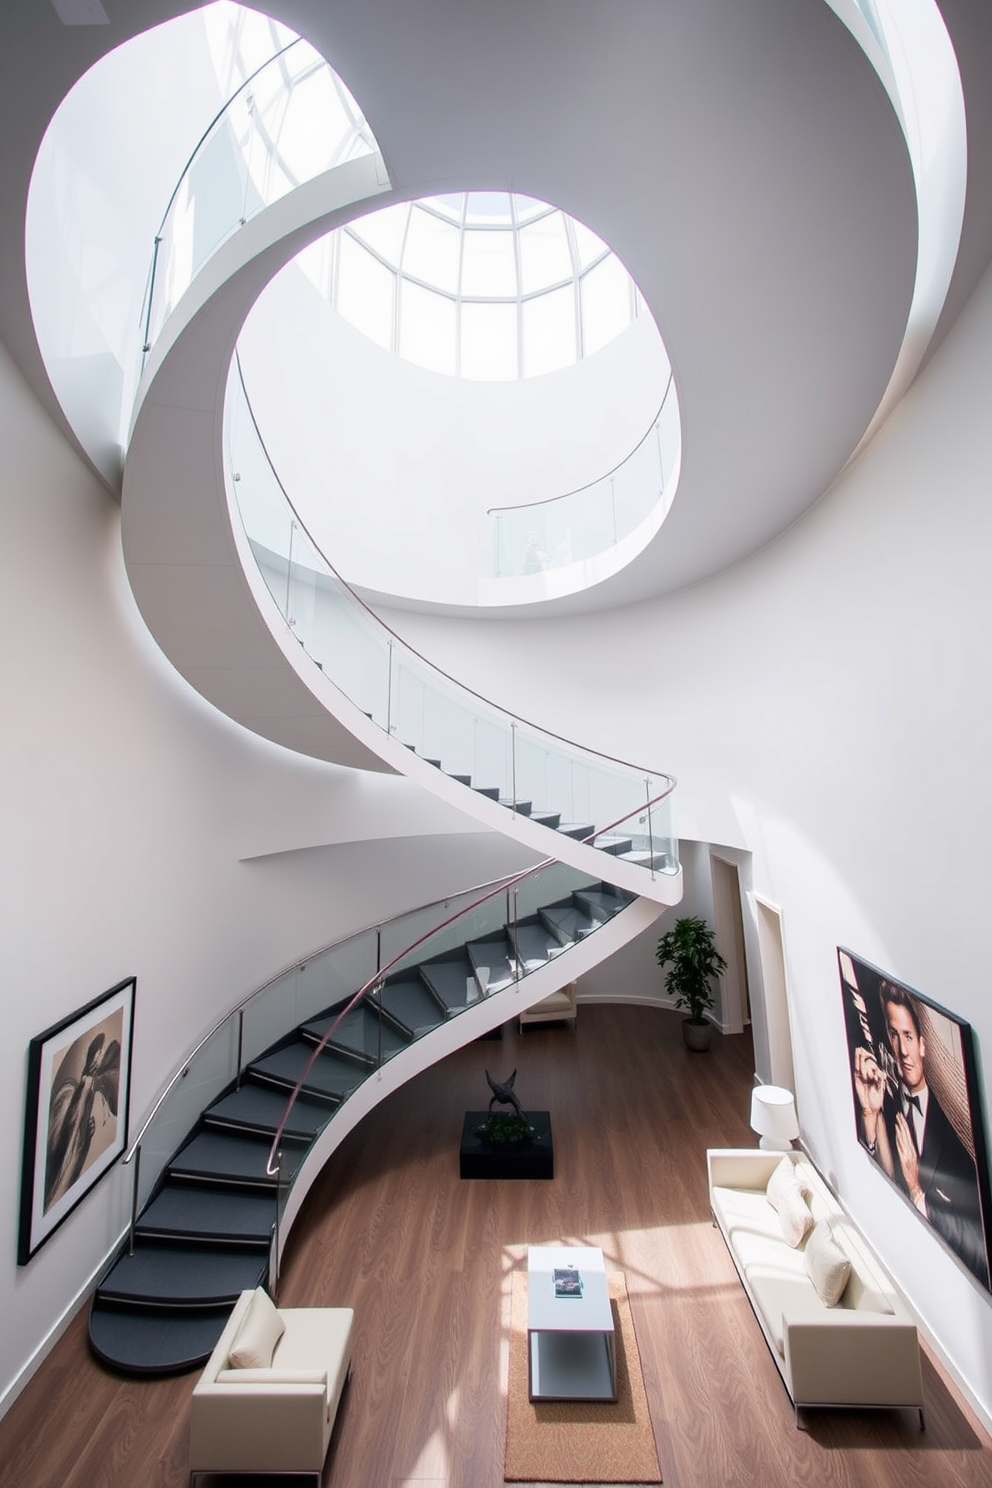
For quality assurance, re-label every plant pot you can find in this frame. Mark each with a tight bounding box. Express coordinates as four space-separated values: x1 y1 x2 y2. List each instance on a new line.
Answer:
681 1017 712 1052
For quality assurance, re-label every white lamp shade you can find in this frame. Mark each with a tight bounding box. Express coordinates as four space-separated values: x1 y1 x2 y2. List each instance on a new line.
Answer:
750 1085 799 1150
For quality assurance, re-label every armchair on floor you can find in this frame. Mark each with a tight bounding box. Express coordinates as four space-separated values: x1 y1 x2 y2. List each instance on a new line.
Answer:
189 1287 354 1485
519 981 577 1031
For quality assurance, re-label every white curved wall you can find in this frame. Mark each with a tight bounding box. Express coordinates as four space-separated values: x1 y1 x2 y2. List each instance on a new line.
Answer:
238 259 669 604
0 340 536 1412
377 258 992 1421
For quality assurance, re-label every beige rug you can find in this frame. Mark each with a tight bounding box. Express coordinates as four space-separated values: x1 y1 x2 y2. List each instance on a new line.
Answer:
504 1270 662 1484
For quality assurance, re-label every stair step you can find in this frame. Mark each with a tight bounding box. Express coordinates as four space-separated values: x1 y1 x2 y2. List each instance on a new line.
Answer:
595 834 634 857
379 976 447 1033
249 1041 363 1102
302 1004 409 1063
168 1131 301 1189
619 849 672 870
539 902 597 945
511 920 562 970
419 953 479 1012
529 809 561 829
575 887 629 921
204 1082 330 1142
89 1303 232 1375
499 798 532 815
97 1244 266 1309
474 784 501 801
448 773 472 786
467 935 517 994
556 822 596 842
136 1184 275 1247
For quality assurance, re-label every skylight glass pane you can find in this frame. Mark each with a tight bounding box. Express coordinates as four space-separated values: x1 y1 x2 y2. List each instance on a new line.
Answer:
522 285 576 377
402 208 460 293
465 192 514 225
424 193 465 224
571 218 610 272
580 254 632 356
461 301 517 380
398 281 456 375
461 230 517 297
350 203 408 266
336 232 394 350
518 214 572 294
513 195 552 225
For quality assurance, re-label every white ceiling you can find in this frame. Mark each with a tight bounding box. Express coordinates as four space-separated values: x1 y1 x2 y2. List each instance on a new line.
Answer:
2 0 992 616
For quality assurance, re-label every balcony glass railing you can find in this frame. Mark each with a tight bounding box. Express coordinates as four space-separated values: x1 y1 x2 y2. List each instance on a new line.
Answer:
225 354 678 876
489 370 679 578
122 858 623 1257
139 36 375 364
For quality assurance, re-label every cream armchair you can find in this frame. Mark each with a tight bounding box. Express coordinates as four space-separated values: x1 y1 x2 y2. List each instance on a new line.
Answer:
190 1287 354 1485
519 980 577 1030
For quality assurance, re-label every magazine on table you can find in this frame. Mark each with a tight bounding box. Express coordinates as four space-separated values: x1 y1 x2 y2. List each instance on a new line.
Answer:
553 1267 582 1297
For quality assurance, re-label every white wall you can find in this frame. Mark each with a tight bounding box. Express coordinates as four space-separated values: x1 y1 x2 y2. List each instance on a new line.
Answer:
238 258 668 603
377 259 992 1421
0 340 528 1413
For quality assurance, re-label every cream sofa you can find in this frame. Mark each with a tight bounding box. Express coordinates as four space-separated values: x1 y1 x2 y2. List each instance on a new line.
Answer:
519 980 577 1030
708 1149 924 1425
190 1288 354 1484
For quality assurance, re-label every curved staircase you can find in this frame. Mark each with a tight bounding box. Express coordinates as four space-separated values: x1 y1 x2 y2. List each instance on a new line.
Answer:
89 876 652 1374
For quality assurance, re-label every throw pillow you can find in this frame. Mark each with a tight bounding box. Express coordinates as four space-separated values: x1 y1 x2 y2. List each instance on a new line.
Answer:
766 1156 803 1212
776 1181 814 1247
804 1220 852 1306
227 1288 286 1369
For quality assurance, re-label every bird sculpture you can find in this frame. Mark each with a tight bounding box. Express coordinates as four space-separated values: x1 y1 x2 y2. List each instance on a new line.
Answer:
486 1068 526 1119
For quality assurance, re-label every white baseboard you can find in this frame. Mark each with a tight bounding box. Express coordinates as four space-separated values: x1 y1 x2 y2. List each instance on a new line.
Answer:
0 1226 126 1423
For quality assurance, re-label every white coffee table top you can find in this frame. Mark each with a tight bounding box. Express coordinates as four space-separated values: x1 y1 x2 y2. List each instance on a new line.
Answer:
527 1245 613 1334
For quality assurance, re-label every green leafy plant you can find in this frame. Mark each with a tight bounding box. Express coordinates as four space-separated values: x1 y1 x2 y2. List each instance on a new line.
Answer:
655 916 728 1024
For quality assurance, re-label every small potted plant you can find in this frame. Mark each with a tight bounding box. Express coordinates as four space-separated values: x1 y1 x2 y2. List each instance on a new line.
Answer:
655 915 727 1051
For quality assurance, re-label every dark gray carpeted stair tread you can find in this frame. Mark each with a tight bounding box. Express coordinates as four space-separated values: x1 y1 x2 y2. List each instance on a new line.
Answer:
574 887 628 921
302 1005 408 1062
98 1244 266 1307
511 922 562 969
467 936 517 994
448 773 472 786
619 849 673 870
205 1083 330 1141
379 976 446 1033
89 1303 232 1375
137 1185 275 1246
529 809 561 829
419 954 478 1011
474 784 500 801
539 902 596 944
594 834 634 857
169 1131 301 1188
556 822 596 842
498 798 532 815
250 1042 364 1101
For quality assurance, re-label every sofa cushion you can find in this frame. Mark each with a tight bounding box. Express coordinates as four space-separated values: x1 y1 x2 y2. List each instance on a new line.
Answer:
766 1156 804 1208
216 1367 327 1386
765 1159 813 1247
804 1220 852 1307
228 1287 285 1369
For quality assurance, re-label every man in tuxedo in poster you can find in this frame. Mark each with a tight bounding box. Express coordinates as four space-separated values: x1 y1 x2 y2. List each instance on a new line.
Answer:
855 981 988 1287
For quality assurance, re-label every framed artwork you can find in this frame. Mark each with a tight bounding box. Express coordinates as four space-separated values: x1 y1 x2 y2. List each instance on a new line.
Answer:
838 948 992 1290
18 977 136 1265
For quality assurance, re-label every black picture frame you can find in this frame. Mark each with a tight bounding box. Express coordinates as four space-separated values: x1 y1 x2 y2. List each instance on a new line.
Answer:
838 948 992 1290
18 977 136 1265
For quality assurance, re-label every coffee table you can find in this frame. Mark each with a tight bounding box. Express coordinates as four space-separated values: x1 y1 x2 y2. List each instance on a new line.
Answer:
526 1245 617 1402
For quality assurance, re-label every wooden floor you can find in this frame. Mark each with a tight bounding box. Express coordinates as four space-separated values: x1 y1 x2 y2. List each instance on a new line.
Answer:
2 1004 991 1488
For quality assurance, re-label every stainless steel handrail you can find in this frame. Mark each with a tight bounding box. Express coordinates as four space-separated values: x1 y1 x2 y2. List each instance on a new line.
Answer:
233 354 677 788
263 789 674 1177
486 372 672 517
122 866 527 1167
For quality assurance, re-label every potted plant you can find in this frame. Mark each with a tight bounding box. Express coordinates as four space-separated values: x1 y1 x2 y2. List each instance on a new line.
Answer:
655 916 728 1052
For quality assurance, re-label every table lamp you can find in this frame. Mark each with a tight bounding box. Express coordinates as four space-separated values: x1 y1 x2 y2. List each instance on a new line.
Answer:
750 1085 799 1150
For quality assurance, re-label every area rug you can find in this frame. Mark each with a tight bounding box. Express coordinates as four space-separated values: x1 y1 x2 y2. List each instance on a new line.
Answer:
504 1269 662 1484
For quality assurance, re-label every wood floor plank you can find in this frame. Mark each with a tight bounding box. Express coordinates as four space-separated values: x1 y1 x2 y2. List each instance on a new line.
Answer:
1 1005 991 1488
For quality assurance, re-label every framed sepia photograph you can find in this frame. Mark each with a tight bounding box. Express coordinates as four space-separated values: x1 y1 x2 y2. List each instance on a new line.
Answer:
838 948 992 1290
18 977 136 1265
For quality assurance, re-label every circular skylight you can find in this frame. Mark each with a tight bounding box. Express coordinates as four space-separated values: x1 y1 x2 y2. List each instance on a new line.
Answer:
296 193 643 381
